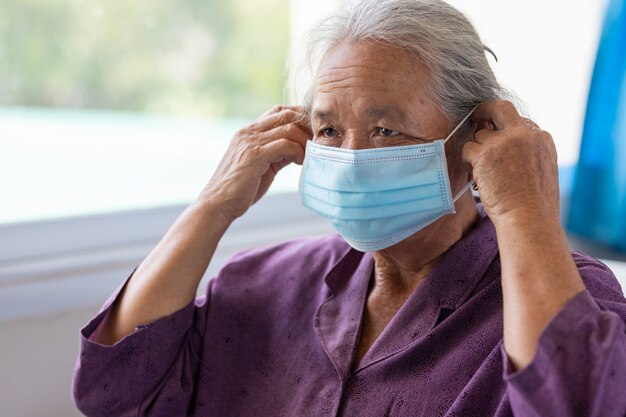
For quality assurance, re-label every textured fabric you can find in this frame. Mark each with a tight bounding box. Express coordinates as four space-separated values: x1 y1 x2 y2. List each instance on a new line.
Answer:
72 208 626 417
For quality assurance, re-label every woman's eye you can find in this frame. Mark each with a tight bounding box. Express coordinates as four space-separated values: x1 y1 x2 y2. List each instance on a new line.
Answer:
378 127 400 137
321 127 339 138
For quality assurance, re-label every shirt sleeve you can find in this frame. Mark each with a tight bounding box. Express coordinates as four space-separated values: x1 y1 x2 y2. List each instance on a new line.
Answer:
502 257 626 417
72 267 213 417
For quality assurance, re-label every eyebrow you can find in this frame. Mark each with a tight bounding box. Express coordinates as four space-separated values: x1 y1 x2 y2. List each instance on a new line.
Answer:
364 105 408 124
311 105 409 123
311 109 335 122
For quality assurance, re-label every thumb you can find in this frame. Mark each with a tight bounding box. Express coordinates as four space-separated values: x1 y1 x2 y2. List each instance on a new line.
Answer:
261 139 306 166
461 140 481 167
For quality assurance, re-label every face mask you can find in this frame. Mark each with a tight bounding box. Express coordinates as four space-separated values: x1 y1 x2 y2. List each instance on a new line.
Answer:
299 108 475 252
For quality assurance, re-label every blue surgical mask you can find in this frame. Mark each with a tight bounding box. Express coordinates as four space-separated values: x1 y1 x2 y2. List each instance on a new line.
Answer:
299 108 475 252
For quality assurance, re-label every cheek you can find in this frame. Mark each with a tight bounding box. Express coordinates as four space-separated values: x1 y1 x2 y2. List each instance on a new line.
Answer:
446 141 472 174
446 159 470 186
313 136 341 147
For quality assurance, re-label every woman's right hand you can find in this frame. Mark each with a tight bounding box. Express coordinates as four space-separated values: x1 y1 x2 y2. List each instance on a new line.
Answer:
199 105 312 222
91 106 311 346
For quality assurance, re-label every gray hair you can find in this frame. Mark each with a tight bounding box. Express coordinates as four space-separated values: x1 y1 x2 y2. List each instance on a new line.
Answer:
287 0 515 141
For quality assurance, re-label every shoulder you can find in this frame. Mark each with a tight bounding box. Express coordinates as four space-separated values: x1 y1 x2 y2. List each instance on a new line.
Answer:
571 250 625 304
221 233 350 274
212 233 352 296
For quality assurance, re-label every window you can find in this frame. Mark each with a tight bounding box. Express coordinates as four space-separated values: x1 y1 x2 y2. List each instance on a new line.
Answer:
0 0 341 319
0 0 295 225
1 0 619 315
2 0 608 226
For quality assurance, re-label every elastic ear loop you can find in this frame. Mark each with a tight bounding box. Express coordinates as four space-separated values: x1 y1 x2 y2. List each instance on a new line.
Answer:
444 106 478 203
453 180 475 202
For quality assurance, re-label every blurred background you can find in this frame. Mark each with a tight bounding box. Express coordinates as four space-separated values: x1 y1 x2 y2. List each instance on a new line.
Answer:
0 0 624 415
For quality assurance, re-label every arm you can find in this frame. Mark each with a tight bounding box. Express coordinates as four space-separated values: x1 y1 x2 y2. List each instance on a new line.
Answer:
463 101 626 417
73 107 311 416
91 199 231 345
463 100 585 370
93 106 311 346
494 213 585 371
499 270 626 417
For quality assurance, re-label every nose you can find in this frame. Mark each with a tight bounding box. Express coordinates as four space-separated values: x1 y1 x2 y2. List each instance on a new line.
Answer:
340 131 371 150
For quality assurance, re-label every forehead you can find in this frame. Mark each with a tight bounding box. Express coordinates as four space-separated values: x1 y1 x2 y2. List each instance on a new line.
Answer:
318 40 425 81
313 40 436 116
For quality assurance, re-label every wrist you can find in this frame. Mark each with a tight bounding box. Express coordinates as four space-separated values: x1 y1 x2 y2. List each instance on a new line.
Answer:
491 207 561 235
492 209 571 258
189 196 236 231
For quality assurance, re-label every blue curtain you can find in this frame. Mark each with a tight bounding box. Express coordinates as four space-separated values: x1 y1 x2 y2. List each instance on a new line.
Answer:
568 0 626 251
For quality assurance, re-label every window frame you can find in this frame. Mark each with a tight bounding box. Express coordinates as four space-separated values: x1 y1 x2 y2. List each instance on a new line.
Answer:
0 192 333 321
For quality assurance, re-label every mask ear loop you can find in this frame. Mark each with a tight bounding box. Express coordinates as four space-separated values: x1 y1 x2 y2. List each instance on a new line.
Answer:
443 105 477 144
453 180 475 202
444 106 479 203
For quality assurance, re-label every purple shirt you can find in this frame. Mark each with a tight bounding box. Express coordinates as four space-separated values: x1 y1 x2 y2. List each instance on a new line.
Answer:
72 210 626 416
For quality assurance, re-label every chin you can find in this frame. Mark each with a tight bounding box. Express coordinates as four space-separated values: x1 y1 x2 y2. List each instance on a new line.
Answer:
379 214 462 257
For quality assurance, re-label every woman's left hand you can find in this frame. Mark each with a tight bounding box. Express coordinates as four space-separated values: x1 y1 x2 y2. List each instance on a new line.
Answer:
462 100 560 225
463 100 587 372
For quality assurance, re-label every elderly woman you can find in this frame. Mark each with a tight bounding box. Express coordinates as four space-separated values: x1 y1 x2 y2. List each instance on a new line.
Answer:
73 0 626 416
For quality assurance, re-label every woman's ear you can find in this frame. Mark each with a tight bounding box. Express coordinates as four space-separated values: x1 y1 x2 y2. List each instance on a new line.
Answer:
460 129 476 182
476 119 496 132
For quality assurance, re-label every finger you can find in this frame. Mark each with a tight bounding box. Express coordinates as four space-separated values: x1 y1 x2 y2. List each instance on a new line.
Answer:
271 159 292 174
261 122 312 148
521 117 541 130
259 105 307 118
461 140 482 166
253 107 310 132
473 128 500 144
260 105 286 118
259 138 306 166
472 100 521 131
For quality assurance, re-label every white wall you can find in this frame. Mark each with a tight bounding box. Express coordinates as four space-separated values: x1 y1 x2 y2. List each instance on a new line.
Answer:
0 309 93 417
447 0 608 167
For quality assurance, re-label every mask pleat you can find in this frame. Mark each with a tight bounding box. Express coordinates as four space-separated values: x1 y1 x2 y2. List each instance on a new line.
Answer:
298 107 475 252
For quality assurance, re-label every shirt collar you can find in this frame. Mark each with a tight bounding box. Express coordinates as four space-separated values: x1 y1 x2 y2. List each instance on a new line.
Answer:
315 204 500 376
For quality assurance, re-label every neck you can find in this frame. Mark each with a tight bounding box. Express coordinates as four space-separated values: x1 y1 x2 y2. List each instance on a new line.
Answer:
370 195 481 299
